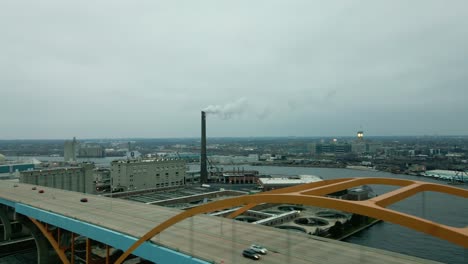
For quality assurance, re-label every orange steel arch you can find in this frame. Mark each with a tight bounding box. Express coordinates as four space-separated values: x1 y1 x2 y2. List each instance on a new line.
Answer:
29 217 71 264
115 177 468 264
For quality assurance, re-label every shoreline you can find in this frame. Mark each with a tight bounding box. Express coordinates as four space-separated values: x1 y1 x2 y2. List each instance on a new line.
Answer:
337 219 382 241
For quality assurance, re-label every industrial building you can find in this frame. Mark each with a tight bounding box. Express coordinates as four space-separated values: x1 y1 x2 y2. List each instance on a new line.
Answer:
0 153 38 178
0 162 35 178
110 158 186 192
307 131 382 156
351 142 367 154
258 175 323 191
209 154 259 164
310 143 352 155
64 137 78 162
78 144 105 158
19 163 96 194
219 169 260 184
351 131 383 154
94 168 111 192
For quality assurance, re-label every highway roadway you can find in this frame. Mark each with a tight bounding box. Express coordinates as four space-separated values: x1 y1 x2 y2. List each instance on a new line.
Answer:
0 181 440 264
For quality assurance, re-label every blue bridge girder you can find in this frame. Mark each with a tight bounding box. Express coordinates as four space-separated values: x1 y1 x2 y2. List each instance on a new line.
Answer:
0 196 208 264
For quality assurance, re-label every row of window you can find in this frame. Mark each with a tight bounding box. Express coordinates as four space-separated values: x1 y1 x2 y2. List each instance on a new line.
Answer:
127 179 183 185
153 166 185 170
114 168 184 175
112 165 184 170
127 180 184 189
155 180 183 187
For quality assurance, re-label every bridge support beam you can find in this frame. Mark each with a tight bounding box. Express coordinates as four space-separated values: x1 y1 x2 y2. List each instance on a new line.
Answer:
71 233 75 264
20 217 53 264
86 238 91 264
28 217 70 264
0 207 12 241
106 244 110 264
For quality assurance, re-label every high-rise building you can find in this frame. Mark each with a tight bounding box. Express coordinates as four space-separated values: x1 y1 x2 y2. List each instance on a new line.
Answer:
312 143 351 155
357 131 364 141
352 131 367 154
351 142 367 154
367 143 383 154
64 137 78 162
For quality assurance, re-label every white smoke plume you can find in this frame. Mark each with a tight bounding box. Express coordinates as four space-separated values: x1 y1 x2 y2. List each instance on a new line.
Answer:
203 98 248 119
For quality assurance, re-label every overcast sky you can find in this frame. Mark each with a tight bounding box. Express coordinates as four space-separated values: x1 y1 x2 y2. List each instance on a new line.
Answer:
1 1 467 139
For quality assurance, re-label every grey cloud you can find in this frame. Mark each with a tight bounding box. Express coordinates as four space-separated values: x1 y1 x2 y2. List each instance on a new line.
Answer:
1 0 468 138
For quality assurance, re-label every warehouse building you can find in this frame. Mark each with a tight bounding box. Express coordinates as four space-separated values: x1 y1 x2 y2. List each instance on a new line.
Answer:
110 158 186 192
19 163 96 194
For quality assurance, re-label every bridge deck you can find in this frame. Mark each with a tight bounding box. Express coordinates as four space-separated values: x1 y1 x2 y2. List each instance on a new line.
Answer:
0 181 439 264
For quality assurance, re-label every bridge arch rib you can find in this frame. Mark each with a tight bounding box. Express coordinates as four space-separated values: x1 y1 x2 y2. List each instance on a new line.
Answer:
112 177 468 264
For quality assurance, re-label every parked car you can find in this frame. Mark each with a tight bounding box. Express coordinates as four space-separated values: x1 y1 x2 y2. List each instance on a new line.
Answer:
80 198 88 203
250 244 268 255
32 187 37 190
242 249 260 260
38 190 44 193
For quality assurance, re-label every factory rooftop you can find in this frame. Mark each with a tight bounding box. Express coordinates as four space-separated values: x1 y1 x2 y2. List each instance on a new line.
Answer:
111 158 182 164
259 174 323 185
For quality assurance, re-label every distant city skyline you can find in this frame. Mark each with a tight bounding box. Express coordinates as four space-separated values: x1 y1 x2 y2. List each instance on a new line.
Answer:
1 134 467 141
1 1 468 139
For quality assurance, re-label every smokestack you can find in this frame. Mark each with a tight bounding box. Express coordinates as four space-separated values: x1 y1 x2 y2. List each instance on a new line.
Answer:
200 111 208 184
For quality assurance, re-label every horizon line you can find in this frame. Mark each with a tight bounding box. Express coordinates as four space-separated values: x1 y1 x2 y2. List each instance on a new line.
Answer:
1 135 468 141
